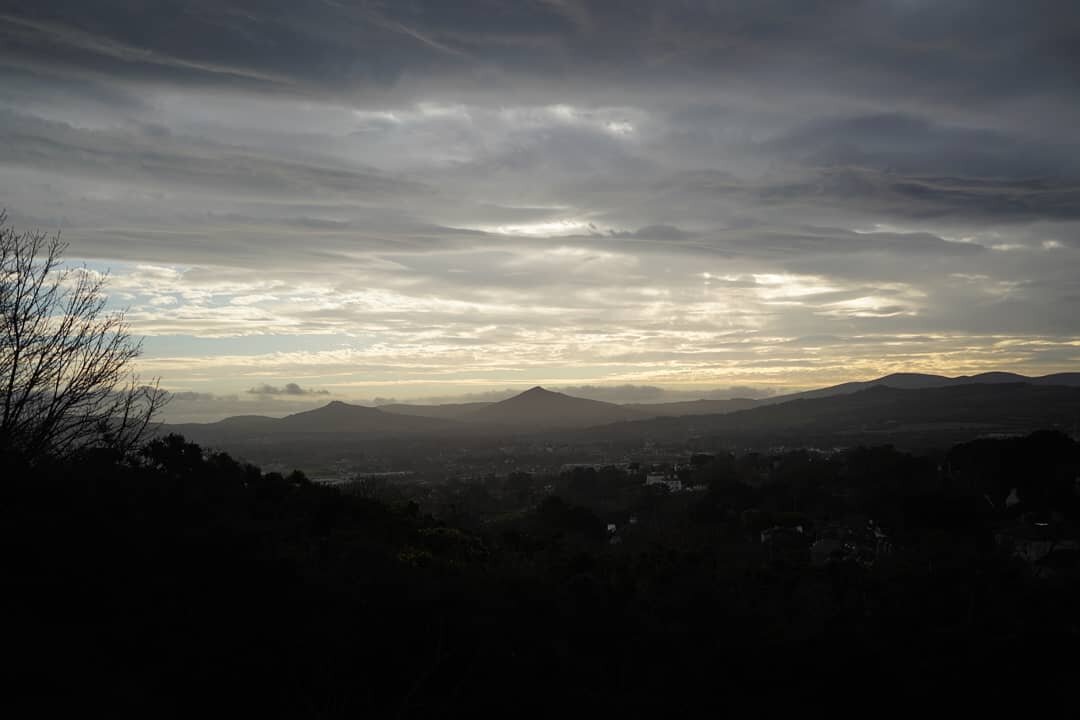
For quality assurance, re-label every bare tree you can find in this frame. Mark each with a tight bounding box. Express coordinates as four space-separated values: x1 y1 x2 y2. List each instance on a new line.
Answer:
0 211 166 464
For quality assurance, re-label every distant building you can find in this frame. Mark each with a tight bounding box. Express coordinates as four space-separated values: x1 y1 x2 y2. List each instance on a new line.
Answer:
996 523 1079 573
809 520 892 567
645 474 683 492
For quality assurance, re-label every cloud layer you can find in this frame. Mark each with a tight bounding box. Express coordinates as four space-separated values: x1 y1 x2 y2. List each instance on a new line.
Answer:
2 2 1079 419
248 382 329 397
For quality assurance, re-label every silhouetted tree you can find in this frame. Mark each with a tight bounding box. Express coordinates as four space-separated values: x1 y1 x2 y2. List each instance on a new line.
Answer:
0 211 164 464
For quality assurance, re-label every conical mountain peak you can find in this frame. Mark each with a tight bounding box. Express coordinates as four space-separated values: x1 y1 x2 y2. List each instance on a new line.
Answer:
464 386 644 428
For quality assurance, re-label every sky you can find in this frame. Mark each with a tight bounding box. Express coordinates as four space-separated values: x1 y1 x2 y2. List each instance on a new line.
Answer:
2 1 1080 421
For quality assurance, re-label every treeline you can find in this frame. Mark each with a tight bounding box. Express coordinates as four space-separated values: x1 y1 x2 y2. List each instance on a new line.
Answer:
4 432 1080 715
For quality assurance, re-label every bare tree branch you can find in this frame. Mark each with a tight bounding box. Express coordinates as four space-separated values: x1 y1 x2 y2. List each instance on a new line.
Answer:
0 211 166 465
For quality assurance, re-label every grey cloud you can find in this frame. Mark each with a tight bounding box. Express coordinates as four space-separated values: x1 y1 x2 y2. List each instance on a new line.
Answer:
0 63 148 114
0 5 422 94
746 112 1080 221
664 166 1080 224
2 2 1075 110
451 123 654 182
0 109 426 198
878 174 1080 222
609 225 695 240
723 226 985 257
247 383 329 396
770 113 1080 178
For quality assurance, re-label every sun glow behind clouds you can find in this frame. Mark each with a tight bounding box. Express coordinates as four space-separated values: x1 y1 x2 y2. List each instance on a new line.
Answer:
482 219 600 237
752 274 841 300
821 296 916 318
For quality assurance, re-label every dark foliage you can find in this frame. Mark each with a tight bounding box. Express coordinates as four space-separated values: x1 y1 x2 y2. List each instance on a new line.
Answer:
4 432 1080 715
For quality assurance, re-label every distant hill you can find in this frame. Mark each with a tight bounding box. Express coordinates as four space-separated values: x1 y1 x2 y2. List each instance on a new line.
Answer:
624 397 763 417
166 388 647 441
768 371 1080 403
167 400 456 441
378 401 493 420
381 372 1080 423
378 395 764 422
212 414 280 430
157 379 1080 470
577 383 1080 447
274 401 454 433
771 372 960 402
961 371 1080 386
164 373 1080 450
463 386 647 429
359 373 1080 425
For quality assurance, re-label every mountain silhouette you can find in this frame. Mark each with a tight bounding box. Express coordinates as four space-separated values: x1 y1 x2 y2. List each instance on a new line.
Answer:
624 397 763 417
275 401 454 433
167 400 455 440
377 401 493 420
767 371 1080 403
577 383 1080 447
773 372 957 401
462 386 647 429
375 372 1080 423
166 372 1080 446
961 371 1080 386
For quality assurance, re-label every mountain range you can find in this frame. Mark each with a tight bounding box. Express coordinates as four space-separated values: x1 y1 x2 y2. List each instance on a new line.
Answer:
376 388 644 426
168 400 456 441
461 386 645 427
375 371 1080 422
771 371 1080 403
163 371 1080 448
575 382 1080 448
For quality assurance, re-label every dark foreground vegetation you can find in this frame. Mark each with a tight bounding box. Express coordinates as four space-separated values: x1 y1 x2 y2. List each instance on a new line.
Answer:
5 431 1080 715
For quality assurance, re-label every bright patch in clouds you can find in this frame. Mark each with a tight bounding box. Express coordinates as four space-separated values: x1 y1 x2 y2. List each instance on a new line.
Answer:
484 219 598 237
752 274 841 300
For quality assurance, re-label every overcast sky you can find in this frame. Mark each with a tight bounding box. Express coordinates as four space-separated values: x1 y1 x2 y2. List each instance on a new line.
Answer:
2 1 1079 420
